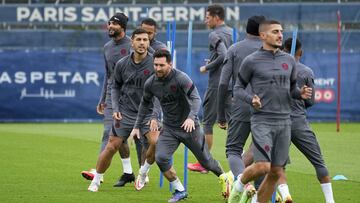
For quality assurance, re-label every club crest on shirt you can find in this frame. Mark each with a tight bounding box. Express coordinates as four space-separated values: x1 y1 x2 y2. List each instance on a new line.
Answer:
170 84 177 92
120 48 127 56
143 69 150 76
264 144 270 152
282 63 289 70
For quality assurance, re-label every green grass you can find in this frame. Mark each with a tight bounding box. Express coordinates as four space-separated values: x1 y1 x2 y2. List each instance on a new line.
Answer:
0 123 359 202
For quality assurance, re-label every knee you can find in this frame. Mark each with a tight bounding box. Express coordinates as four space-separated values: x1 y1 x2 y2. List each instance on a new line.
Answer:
268 166 283 179
155 152 169 166
316 167 330 183
255 162 271 175
104 142 119 154
155 153 170 172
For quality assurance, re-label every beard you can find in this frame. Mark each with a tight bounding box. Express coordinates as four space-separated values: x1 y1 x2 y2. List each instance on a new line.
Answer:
269 43 282 49
108 29 120 38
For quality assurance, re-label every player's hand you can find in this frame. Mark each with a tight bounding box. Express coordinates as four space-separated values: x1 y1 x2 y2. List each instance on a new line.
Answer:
181 118 195 133
199 66 207 73
149 119 159 131
252 95 262 109
300 85 312 99
130 128 140 139
218 121 227 130
113 112 122 120
96 103 105 115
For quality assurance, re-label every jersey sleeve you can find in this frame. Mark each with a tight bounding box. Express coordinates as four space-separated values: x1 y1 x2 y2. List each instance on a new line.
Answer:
178 72 201 121
98 53 108 105
111 60 124 112
205 32 227 71
236 56 254 104
290 59 302 100
134 78 155 128
303 68 315 108
217 48 234 122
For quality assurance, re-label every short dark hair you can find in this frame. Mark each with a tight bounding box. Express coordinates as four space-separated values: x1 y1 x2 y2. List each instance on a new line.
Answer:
153 49 172 63
131 28 149 39
246 15 266 36
141 18 157 28
207 4 225 21
259 20 281 32
284 37 302 53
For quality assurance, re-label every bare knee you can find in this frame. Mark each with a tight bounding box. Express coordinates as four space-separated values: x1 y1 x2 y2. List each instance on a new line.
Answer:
268 166 283 179
255 162 271 175
105 136 122 154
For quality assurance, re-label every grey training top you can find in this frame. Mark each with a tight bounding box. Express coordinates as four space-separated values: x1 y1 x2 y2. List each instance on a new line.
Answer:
135 69 201 130
111 52 157 126
218 35 262 122
291 61 315 119
150 39 167 51
205 24 233 88
98 36 131 105
236 48 302 123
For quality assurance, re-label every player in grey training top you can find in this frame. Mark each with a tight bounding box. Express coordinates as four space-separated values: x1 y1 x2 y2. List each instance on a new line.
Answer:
217 15 265 181
141 18 167 51
229 20 312 203
81 12 136 185
189 4 233 173
87 28 159 192
131 49 228 202
275 38 334 203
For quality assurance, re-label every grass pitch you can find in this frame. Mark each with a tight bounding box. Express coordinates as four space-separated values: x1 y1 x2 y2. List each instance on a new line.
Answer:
0 123 359 202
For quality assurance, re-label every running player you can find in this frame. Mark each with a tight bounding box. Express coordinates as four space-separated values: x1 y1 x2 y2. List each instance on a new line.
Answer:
87 28 159 192
131 49 230 202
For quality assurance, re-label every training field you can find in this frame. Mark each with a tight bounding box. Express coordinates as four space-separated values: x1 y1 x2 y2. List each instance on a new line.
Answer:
0 123 359 202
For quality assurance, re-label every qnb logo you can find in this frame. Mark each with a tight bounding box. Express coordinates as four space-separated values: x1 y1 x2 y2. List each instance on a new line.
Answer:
315 88 335 103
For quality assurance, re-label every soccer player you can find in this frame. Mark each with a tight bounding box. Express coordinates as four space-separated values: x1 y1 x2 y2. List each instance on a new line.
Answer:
228 20 312 203
81 13 140 186
87 28 159 192
275 38 334 203
140 18 167 51
217 15 265 181
131 49 229 202
188 4 233 174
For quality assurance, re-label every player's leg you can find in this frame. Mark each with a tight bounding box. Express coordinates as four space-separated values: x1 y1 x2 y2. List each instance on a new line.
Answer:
155 127 187 202
134 136 144 166
188 88 216 173
203 88 218 150
135 128 160 190
88 130 125 192
81 105 112 182
226 119 251 178
291 121 334 203
112 124 135 187
257 122 291 203
180 126 231 199
230 122 275 203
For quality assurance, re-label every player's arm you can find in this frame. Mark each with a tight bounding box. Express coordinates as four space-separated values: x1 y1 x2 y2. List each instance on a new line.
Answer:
203 33 227 71
111 61 123 120
149 97 161 131
134 78 155 130
236 58 255 105
178 73 201 132
304 69 315 108
290 60 312 100
97 54 109 114
217 48 234 124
